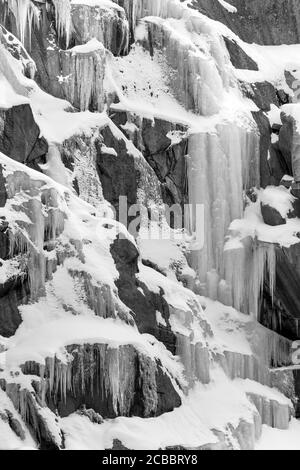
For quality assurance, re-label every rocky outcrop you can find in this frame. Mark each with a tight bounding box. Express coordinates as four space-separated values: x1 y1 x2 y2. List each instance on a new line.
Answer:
111 111 189 216
71 2 129 56
261 203 287 226
193 0 300 45
0 104 48 170
110 236 177 354
261 244 300 340
251 112 286 188
223 37 258 70
21 343 181 419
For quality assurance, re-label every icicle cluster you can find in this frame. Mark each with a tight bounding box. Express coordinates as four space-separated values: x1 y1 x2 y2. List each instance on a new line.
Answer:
25 344 159 418
59 41 106 111
52 0 72 48
224 238 276 319
187 123 260 299
71 1 129 55
1 0 40 46
4 170 66 301
138 16 229 116
248 392 291 430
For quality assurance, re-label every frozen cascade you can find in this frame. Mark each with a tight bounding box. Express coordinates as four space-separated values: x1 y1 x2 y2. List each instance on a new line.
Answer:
67 268 132 324
247 392 291 430
3 169 66 301
59 39 106 112
187 123 260 298
217 322 292 386
52 0 72 48
224 238 276 318
1 0 40 46
23 344 159 418
176 333 210 387
138 16 230 116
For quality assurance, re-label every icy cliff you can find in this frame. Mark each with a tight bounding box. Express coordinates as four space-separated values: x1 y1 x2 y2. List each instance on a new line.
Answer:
0 0 300 451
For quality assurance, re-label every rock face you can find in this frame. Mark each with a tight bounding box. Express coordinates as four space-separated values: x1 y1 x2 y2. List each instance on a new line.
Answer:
261 203 287 226
110 236 178 354
0 104 48 170
223 37 258 71
193 0 300 45
22 344 181 419
261 244 300 340
70 2 129 55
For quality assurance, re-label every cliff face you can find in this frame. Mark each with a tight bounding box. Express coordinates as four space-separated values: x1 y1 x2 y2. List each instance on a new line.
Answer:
0 0 300 450
193 0 300 45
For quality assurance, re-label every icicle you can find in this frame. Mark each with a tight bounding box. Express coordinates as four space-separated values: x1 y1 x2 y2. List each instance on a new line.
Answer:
187 123 259 292
35 344 160 418
59 40 106 111
138 17 226 116
224 238 276 319
2 0 40 46
52 0 72 48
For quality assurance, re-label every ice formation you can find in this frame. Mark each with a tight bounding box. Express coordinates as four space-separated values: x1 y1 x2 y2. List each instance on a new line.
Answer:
1 0 40 46
60 39 106 111
52 0 72 48
224 239 276 318
0 0 299 451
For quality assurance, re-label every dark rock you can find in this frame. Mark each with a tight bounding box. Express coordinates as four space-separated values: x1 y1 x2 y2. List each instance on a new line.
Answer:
111 112 189 226
1 379 61 450
261 244 300 339
291 181 300 199
192 0 300 45
25 343 181 419
292 370 300 418
77 406 104 424
5 409 26 440
252 111 287 187
111 439 129 450
0 276 29 337
0 165 7 208
280 175 294 189
96 126 138 224
223 37 258 70
278 113 294 176
110 236 177 354
261 203 286 226
242 81 279 112
141 118 189 214
0 105 48 170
